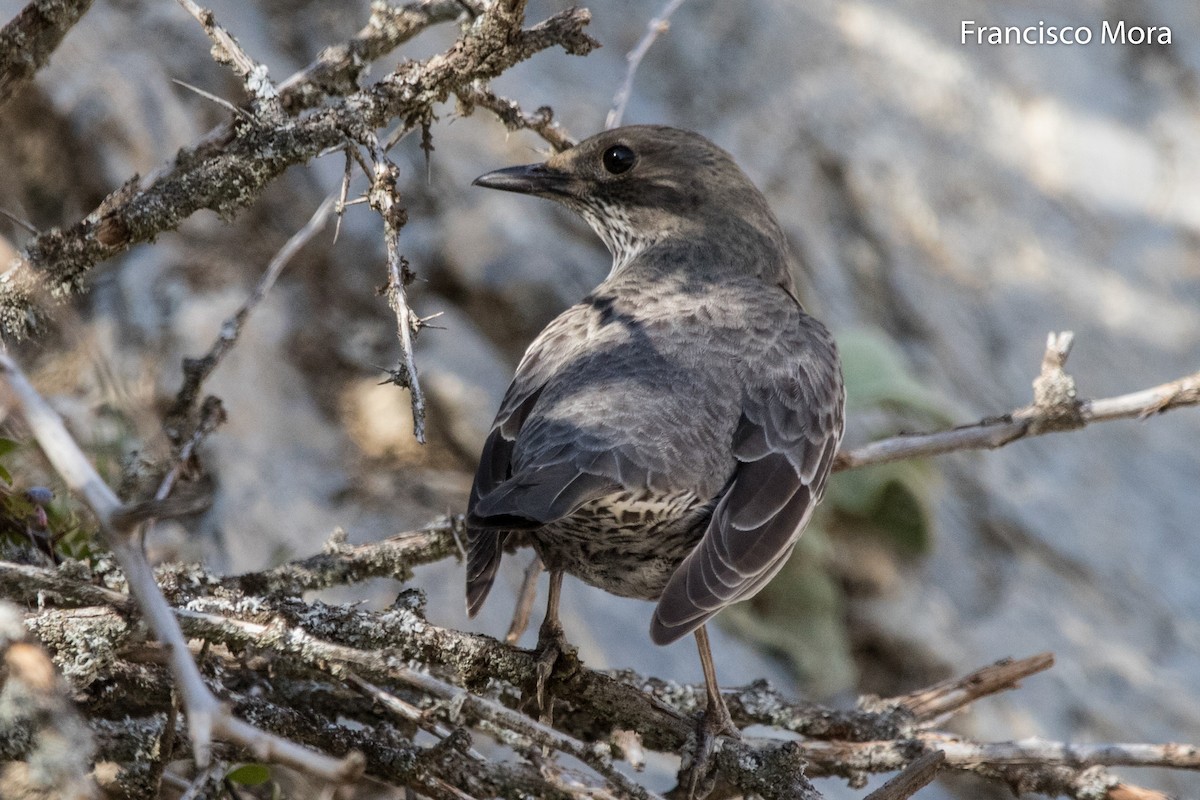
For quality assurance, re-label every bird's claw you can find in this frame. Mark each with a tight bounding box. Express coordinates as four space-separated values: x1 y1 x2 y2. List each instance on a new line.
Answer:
678 705 741 800
532 617 570 721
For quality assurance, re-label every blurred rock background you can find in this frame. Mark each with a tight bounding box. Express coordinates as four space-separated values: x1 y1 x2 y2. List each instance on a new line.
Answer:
1 0 1198 797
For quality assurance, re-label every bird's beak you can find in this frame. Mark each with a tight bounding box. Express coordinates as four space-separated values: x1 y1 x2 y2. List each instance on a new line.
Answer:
472 163 574 197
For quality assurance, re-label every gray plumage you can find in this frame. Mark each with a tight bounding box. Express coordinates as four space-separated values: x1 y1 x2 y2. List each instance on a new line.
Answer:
466 125 845 647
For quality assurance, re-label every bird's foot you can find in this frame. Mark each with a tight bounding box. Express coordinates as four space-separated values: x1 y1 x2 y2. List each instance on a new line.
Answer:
677 700 740 800
529 616 574 722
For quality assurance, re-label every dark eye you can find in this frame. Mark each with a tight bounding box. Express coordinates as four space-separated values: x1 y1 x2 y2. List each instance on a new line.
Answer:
602 144 636 175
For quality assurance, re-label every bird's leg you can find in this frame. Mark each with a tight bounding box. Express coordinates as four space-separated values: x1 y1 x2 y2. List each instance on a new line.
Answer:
533 569 569 720
680 624 740 799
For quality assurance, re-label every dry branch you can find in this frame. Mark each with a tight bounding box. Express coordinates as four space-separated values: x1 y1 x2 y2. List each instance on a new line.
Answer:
1 2 597 338
0 0 94 107
0 355 363 787
459 85 577 152
5 552 1188 800
606 0 688 129
834 332 1200 471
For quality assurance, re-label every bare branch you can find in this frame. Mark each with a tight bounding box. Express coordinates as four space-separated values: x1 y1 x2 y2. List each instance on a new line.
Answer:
277 0 487 113
225 521 461 594
0 0 95 107
362 136 428 442
164 196 335 440
605 0 688 129
0 354 363 785
891 652 1056 723
459 85 576 152
863 750 944 800
174 0 283 116
4 4 598 338
834 332 1200 472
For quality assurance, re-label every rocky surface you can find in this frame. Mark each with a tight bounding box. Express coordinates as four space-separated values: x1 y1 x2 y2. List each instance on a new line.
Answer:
2 0 1198 797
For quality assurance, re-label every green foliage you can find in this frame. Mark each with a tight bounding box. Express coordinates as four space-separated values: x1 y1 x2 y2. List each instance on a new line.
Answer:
226 763 272 786
721 326 949 695
0 437 93 563
0 437 19 485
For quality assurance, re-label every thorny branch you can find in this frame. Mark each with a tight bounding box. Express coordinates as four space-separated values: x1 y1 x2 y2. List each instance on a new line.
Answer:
363 135 429 442
0 0 598 338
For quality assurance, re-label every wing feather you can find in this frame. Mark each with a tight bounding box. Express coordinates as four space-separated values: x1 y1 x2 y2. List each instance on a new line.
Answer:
650 324 843 645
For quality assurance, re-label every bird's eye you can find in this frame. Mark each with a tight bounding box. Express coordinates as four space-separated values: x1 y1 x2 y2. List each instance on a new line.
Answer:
602 144 636 175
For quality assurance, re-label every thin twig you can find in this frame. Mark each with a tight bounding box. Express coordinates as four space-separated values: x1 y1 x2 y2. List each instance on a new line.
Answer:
225 521 460 594
0 354 363 785
364 137 427 443
605 0 688 129
388 665 662 799
174 0 283 116
165 196 335 439
834 332 1200 472
863 750 945 800
348 673 486 760
893 652 1056 723
460 85 576 152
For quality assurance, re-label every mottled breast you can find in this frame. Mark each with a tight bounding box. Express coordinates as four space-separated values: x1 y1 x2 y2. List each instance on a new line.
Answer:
531 488 715 600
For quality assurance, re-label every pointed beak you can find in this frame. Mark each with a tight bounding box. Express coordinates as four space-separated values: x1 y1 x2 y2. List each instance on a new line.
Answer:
472 163 574 197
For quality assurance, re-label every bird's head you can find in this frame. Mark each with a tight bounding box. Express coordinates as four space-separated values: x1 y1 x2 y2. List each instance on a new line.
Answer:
474 125 786 275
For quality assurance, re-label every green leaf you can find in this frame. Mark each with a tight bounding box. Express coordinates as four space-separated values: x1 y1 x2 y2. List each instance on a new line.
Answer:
837 328 953 423
226 763 272 786
827 462 935 554
721 527 857 696
0 438 20 459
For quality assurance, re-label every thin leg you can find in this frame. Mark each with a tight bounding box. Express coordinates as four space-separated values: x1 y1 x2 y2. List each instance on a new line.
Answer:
694 625 736 736
506 554 544 644
681 624 740 799
534 569 567 718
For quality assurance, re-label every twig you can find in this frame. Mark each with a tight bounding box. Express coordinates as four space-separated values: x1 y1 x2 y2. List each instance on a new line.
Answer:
863 750 945 800
6 4 598 338
929 737 1200 771
164 196 335 441
834 332 1200 471
605 0 688 129
174 0 283 117
363 137 427 443
275 0 487 113
0 0 95 107
460 85 576 152
506 553 543 643
348 673 486 760
891 652 1055 723
225 521 460 594
0 354 364 785
388 664 662 799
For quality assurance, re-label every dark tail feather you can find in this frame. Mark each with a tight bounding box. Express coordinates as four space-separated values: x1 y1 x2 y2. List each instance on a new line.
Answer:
466 530 507 617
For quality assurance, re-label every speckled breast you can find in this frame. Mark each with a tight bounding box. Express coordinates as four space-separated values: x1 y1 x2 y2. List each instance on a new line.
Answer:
530 488 716 600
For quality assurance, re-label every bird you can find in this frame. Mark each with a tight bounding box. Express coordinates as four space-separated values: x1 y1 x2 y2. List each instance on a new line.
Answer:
465 124 844 790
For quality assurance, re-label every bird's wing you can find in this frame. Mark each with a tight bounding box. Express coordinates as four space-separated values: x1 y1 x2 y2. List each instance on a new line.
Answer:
650 324 844 644
466 306 627 615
